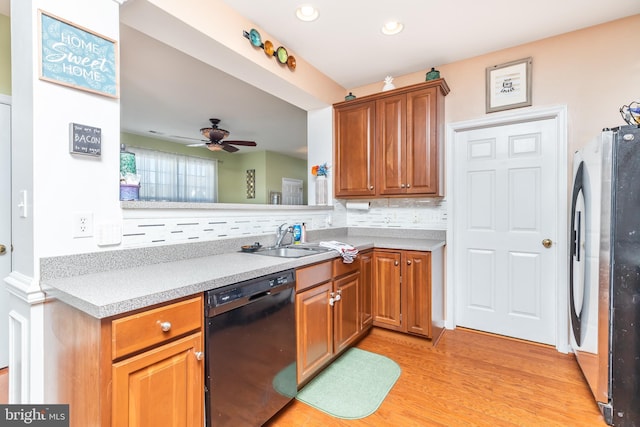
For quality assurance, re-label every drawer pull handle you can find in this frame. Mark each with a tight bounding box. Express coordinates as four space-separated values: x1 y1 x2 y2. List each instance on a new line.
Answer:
195 351 204 361
159 321 172 332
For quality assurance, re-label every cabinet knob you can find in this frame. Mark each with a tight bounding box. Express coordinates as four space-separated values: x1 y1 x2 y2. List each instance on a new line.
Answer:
369 186 374 190
401 184 406 188
194 351 204 361
394 260 399 266
407 260 412 265
406 183 411 188
159 321 172 332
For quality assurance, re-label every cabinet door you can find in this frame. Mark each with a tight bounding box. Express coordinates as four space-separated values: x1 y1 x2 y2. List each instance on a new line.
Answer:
359 251 373 330
112 333 204 427
296 282 333 384
372 251 403 331
334 272 360 354
406 87 439 195
404 251 432 337
334 101 376 197
376 94 407 195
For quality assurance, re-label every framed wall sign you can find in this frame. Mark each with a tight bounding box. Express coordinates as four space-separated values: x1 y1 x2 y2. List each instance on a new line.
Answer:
486 57 532 113
39 10 119 98
69 123 102 157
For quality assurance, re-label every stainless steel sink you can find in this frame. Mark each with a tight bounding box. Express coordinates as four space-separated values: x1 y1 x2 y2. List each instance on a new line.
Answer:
252 245 330 258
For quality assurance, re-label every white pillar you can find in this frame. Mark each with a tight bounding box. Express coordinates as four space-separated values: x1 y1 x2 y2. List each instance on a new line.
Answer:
9 0 121 403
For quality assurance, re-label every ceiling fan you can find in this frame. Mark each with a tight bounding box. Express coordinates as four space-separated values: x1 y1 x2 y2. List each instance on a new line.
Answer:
185 118 257 153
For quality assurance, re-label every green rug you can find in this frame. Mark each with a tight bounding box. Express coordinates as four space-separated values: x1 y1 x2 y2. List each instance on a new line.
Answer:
296 347 401 419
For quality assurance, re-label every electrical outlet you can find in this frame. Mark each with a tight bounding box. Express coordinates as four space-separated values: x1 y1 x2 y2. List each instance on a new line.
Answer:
72 212 93 238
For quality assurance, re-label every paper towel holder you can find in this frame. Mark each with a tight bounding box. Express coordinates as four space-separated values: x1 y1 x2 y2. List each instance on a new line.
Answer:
346 201 370 211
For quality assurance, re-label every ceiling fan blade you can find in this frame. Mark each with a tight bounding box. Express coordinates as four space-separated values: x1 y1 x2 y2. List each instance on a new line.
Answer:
221 143 240 153
225 140 257 146
186 143 207 147
171 134 206 142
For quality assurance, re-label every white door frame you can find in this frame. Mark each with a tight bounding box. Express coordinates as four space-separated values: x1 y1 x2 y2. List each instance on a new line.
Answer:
0 93 11 367
445 105 569 353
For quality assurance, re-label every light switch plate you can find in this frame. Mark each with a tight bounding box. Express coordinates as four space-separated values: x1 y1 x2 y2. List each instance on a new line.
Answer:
96 222 122 246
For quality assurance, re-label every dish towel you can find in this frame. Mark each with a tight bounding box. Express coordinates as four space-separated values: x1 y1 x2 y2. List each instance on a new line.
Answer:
319 241 359 263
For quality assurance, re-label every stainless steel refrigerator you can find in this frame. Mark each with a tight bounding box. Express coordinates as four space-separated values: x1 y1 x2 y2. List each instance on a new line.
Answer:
570 125 640 426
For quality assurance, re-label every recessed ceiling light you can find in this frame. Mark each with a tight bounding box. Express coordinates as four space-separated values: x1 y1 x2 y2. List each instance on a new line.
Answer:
381 21 404 35
296 5 319 22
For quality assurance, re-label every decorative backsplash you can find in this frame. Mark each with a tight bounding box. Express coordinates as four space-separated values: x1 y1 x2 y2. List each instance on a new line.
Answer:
120 198 447 248
335 198 447 230
121 210 341 248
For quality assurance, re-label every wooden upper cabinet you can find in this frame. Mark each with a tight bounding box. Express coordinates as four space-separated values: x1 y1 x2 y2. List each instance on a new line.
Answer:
406 87 439 195
376 94 406 195
334 101 376 197
334 79 448 198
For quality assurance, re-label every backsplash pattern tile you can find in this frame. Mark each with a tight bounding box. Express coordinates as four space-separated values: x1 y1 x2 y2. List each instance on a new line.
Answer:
121 198 446 248
122 210 340 248
335 198 447 230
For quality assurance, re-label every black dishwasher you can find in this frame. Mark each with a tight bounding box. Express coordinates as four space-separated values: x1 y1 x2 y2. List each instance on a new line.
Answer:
204 269 297 426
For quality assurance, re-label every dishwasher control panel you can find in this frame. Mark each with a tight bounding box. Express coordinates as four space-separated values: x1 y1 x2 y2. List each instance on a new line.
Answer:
207 269 295 310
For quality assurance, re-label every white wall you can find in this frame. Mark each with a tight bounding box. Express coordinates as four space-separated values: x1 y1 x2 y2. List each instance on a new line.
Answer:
12 0 121 272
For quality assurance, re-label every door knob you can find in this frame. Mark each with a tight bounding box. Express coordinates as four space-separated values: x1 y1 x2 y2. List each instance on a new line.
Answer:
0 244 5 255
542 239 552 248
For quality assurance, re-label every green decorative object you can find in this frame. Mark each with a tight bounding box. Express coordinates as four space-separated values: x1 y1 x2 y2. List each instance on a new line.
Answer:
119 144 136 175
426 67 440 81
345 92 356 101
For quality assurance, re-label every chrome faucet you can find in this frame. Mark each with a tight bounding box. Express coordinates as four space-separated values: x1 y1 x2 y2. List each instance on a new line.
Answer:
275 223 292 247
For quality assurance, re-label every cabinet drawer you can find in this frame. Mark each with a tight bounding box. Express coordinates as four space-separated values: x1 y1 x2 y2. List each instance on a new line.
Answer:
112 296 202 360
296 261 332 292
333 257 360 278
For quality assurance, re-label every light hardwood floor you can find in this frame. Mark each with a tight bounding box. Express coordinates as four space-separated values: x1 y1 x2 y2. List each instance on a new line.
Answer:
0 367 7 404
0 329 605 426
268 328 606 427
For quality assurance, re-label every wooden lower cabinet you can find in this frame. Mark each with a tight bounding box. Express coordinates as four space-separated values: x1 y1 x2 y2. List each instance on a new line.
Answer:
359 250 373 330
333 271 360 354
372 249 432 338
295 255 372 385
44 295 205 427
296 281 333 383
112 333 203 427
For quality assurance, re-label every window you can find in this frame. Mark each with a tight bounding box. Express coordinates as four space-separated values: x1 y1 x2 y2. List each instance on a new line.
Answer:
129 147 218 203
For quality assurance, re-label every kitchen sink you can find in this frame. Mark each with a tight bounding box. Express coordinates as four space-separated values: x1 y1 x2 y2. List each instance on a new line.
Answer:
252 245 331 258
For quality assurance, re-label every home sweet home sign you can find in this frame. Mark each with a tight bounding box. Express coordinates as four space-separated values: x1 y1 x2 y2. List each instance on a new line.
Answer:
39 10 119 98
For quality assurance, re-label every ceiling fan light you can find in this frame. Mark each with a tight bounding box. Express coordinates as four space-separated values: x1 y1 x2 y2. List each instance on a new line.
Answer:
296 5 319 22
382 21 404 35
206 144 223 152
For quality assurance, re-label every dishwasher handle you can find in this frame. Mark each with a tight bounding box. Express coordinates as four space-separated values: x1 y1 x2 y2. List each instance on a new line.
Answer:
206 282 294 317
249 290 271 301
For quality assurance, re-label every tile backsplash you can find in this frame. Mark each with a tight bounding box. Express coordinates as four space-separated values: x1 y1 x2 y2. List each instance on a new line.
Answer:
335 198 447 230
120 198 446 248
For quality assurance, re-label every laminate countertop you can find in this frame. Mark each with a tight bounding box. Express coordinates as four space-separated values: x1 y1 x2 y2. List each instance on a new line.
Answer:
41 235 445 319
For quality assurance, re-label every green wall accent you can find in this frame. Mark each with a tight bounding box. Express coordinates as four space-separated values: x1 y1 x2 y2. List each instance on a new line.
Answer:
121 132 307 204
265 151 307 204
0 14 11 96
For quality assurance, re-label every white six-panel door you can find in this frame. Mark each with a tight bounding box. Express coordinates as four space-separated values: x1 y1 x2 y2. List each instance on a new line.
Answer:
454 118 558 345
